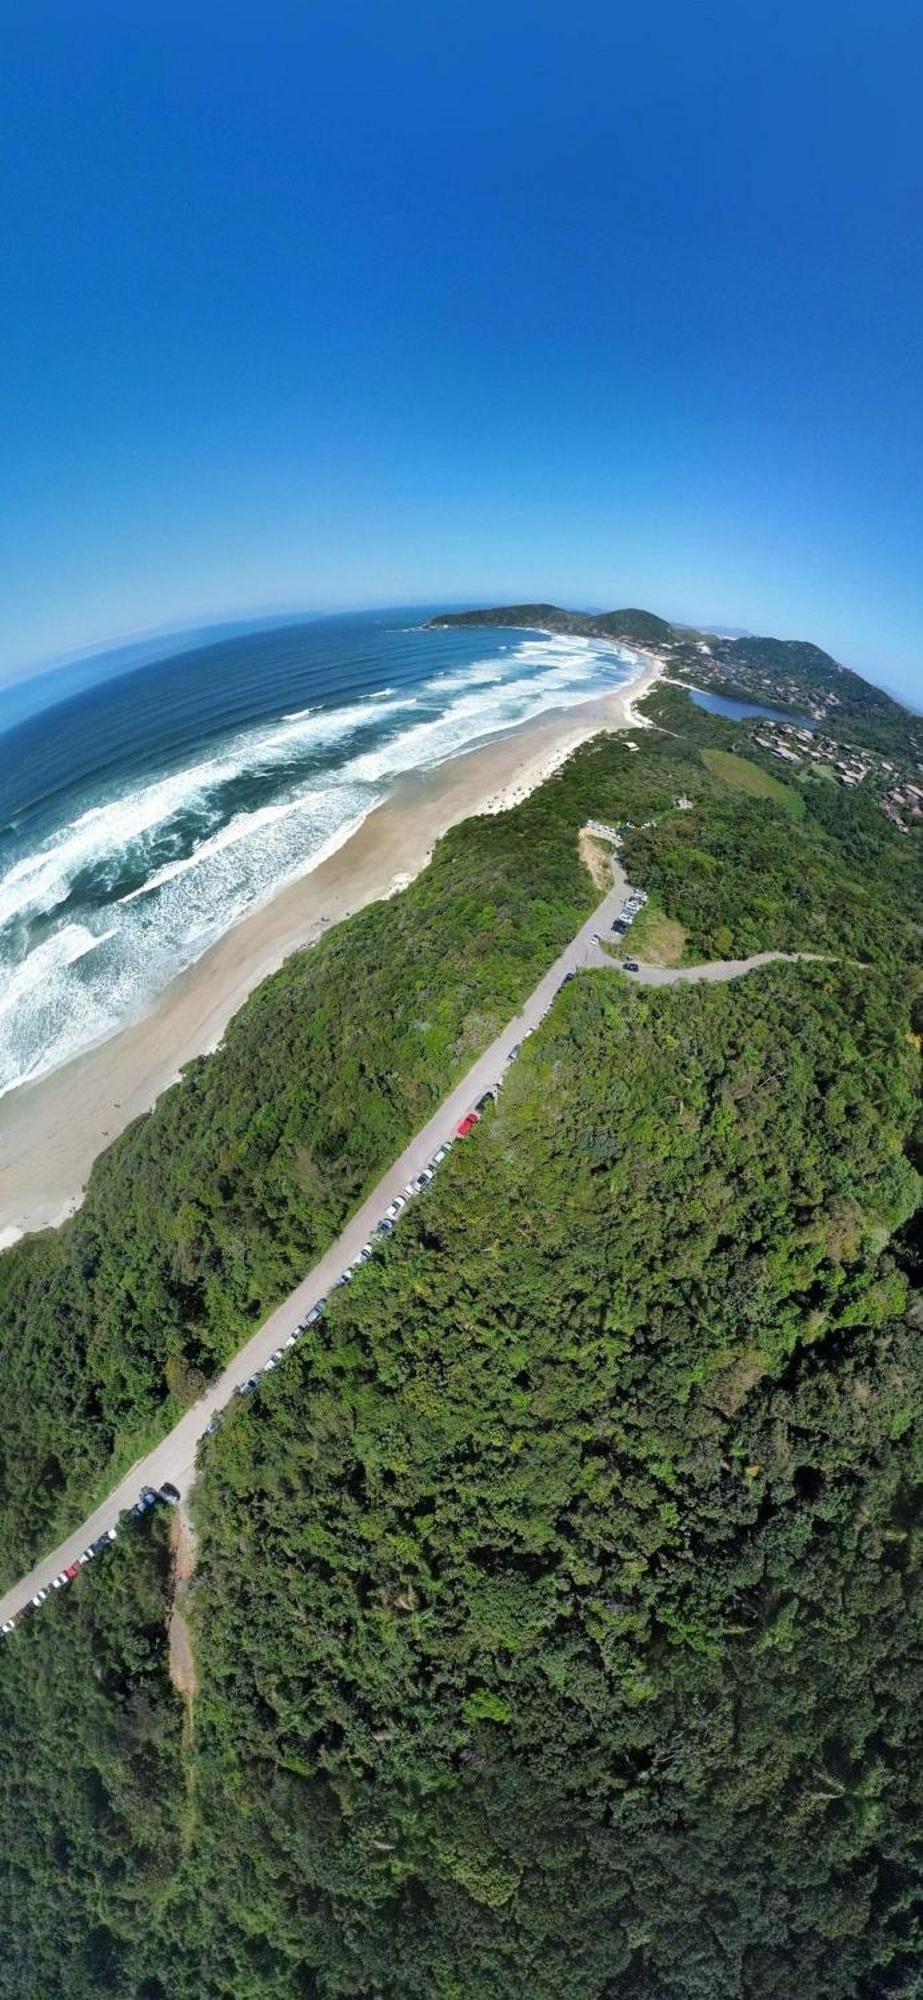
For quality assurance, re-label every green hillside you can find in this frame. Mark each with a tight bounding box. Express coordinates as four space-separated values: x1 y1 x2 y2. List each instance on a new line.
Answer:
427 604 676 645
0 680 922 1998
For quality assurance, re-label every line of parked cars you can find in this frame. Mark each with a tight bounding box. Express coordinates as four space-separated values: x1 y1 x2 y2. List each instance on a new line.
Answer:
3 999 561 1637
1 1482 182 1636
610 886 647 938
229 1110 498 1407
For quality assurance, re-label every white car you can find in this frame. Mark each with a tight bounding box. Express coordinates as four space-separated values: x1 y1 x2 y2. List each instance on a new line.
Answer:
1 1619 15 1635
51 1573 67 1589
384 1196 406 1221
285 1330 299 1348
431 1144 451 1165
356 1244 373 1264
32 1589 49 1606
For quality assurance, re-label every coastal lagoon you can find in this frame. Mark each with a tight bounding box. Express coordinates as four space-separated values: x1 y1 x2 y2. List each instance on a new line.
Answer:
687 685 815 730
0 609 640 1097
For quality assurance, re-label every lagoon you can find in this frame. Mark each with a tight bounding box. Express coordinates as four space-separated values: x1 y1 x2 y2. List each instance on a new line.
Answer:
688 686 815 731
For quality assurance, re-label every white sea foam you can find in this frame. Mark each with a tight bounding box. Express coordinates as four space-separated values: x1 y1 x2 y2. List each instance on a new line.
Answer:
0 630 637 1097
0 692 409 935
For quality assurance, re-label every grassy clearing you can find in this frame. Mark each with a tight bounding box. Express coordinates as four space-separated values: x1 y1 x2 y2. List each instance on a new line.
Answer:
624 898 687 966
701 746 805 819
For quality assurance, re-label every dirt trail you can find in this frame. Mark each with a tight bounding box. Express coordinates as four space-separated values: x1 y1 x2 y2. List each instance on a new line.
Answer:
168 1504 198 1708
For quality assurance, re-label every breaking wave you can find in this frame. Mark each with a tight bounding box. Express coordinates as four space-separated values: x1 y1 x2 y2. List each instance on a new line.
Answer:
0 620 638 1096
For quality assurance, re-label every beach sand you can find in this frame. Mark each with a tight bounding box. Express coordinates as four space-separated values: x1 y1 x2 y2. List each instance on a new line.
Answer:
0 652 661 1243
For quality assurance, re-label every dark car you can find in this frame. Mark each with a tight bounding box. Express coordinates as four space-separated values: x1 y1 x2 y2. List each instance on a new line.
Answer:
159 1482 181 1505
623 958 640 973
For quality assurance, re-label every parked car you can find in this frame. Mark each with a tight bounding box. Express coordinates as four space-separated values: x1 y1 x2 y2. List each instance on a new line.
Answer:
409 1167 434 1192
375 1216 394 1235
263 1355 279 1374
203 1415 219 1437
623 958 640 973
32 1588 49 1606
159 1483 181 1504
52 1573 67 1589
303 1303 324 1324
284 1330 299 1348
79 1549 94 1564
356 1244 373 1263
1 1619 15 1635
474 1092 495 1114
456 1112 479 1138
90 1531 114 1555
507 1043 520 1062
430 1143 451 1165
64 1562 80 1580
384 1196 406 1220
560 971 575 985
235 1376 258 1395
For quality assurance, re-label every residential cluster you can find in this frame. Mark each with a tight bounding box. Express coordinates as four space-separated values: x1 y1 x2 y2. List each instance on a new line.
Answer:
747 719 923 831
662 642 844 725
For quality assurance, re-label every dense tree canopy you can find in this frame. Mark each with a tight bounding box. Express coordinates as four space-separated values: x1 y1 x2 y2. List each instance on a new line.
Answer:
0 686 922 1999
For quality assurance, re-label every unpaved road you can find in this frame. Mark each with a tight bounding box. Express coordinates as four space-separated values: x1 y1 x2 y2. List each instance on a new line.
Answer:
0 864 819 1632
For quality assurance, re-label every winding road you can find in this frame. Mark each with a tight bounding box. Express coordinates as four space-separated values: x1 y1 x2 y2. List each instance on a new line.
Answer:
0 853 821 1632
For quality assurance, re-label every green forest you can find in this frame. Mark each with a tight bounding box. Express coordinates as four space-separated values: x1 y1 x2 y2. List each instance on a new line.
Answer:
1 681 923 1998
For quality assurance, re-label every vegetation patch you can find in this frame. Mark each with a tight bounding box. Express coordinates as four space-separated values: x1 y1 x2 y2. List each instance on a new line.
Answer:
0 667 921 1995
621 896 686 965
701 745 805 817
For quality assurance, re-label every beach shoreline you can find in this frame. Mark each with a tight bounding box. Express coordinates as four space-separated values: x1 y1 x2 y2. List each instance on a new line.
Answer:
0 649 661 1245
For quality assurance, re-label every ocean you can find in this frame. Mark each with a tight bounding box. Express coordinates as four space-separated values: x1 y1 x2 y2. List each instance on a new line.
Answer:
0 607 640 1100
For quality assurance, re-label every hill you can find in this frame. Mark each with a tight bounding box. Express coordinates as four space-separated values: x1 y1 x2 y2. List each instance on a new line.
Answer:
428 604 920 761
0 679 921 1996
427 603 676 646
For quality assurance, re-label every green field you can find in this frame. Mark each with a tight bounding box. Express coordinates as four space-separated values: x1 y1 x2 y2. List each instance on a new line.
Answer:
701 745 805 817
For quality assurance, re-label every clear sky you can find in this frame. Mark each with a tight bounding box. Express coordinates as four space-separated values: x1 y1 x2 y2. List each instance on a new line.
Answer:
2 1 921 700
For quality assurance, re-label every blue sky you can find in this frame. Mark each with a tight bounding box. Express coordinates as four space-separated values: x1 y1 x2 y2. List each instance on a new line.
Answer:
2 1 921 701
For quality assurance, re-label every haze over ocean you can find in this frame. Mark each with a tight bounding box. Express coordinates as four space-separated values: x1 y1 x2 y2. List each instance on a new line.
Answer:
0 609 638 1097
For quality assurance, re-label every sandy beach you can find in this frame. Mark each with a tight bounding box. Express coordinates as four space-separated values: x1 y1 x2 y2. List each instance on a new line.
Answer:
0 651 661 1244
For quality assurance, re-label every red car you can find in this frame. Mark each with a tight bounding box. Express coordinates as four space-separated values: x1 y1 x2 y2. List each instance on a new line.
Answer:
456 1112 479 1138
64 1562 80 1580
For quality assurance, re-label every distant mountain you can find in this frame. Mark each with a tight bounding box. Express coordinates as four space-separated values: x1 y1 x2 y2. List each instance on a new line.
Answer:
426 603 676 646
699 624 753 638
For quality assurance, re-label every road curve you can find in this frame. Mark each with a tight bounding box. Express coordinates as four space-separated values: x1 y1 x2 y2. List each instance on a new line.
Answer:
0 876 823 1629
588 943 828 983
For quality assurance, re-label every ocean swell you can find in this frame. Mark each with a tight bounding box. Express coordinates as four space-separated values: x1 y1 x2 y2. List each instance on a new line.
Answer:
0 623 637 1097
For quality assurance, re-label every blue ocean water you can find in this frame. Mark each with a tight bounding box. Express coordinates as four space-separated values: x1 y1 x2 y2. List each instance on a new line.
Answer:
0 607 639 1097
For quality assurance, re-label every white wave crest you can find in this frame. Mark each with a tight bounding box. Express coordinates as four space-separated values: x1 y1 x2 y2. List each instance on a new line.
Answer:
0 629 638 1097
